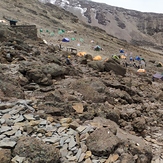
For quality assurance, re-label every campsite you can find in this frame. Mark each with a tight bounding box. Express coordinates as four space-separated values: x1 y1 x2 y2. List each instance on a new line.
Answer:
0 0 163 163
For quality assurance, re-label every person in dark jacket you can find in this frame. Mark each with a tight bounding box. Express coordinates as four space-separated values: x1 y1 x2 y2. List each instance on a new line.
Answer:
66 55 72 65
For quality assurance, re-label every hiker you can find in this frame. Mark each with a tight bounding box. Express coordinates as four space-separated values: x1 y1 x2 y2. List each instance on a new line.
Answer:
140 59 146 68
66 56 72 65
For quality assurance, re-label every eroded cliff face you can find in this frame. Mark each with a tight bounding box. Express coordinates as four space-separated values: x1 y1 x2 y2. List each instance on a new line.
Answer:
41 0 163 52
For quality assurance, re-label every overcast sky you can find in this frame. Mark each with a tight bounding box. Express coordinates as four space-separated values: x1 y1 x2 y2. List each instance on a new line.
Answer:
92 0 163 13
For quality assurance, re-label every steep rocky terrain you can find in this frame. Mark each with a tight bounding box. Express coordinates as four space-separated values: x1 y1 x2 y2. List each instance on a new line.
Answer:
41 0 163 54
0 0 163 163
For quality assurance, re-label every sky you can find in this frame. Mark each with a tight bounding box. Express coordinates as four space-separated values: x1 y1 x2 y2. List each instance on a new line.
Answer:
92 0 163 13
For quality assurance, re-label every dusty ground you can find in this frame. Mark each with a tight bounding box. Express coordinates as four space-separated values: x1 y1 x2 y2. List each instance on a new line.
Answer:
0 0 163 163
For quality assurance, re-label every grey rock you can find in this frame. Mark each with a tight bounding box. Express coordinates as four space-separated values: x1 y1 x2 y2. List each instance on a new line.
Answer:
60 143 68 157
11 155 26 163
78 153 85 162
43 136 60 143
76 148 82 161
14 115 24 123
0 118 5 124
69 136 76 149
24 114 35 120
0 140 16 148
76 126 87 133
0 126 11 133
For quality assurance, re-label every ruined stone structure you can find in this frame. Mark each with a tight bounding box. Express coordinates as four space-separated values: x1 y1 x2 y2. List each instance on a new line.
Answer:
11 25 38 40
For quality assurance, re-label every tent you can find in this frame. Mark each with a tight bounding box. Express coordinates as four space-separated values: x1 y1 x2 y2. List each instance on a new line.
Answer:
119 49 124 53
62 38 70 42
58 29 65 35
71 38 76 41
93 55 102 61
50 32 55 36
94 45 101 51
80 38 84 42
121 55 126 59
112 55 119 60
137 69 146 73
153 73 163 80
77 52 87 57
156 62 163 67
135 56 141 61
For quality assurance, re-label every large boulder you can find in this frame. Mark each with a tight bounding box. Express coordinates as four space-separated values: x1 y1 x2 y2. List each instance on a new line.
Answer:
86 127 120 156
71 78 106 103
88 61 105 71
104 59 126 76
0 78 24 99
13 137 60 163
42 63 66 78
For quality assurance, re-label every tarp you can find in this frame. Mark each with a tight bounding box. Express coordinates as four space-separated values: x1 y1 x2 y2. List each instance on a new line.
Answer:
77 52 87 57
62 38 70 42
135 56 141 61
137 69 146 73
93 55 102 61
153 73 163 80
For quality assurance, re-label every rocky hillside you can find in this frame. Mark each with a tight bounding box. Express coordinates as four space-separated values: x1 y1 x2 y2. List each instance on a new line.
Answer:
41 0 163 54
1 0 163 163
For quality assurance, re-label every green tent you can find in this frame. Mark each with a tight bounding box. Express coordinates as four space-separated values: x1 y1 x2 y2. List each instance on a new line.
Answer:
71 38 76 41
40 29 43 32
50 32 55 36
112 55 119 60
80 38 84 42
94 45 101 51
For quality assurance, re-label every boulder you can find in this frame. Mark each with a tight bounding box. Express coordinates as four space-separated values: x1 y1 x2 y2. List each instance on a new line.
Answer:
104 59 126 76
132 117 146 132
13 137 60 163
86 127 120 156
71 78 106 103
42 63 66 78
88 61 105 71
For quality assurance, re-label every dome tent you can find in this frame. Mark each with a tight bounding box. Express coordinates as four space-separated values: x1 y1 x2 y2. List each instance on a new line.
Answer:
94 45 102 51
62 38 70 42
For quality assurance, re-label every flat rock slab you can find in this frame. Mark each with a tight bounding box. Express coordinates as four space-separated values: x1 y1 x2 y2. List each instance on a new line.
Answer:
0 140 17 148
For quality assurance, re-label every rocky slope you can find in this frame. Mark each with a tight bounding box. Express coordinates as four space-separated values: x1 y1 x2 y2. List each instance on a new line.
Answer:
0 0 163 163
41 0 163 54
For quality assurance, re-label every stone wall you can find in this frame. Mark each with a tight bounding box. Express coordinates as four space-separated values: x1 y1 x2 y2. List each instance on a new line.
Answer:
11 25 38 40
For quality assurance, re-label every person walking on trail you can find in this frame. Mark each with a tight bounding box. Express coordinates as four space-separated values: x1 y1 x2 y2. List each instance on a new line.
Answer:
66 55 72 65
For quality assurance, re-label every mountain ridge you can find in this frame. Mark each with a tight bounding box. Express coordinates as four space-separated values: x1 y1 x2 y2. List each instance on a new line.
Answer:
40 0 163 54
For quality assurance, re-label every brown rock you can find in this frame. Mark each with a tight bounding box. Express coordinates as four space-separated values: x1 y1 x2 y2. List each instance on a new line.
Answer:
13 137 60 163
86 127 120 156
0 149 11 163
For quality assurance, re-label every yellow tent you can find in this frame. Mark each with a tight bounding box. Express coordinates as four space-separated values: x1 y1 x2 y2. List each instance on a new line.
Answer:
137 69 146 73
93 55 102 61
77 51 87 57
121 55 126 59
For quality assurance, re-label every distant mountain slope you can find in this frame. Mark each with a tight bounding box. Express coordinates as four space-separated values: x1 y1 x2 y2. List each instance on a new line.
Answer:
0 0 162 59
39 0 163 53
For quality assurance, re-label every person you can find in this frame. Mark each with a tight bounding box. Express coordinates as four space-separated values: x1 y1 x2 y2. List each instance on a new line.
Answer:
66 55 72 65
